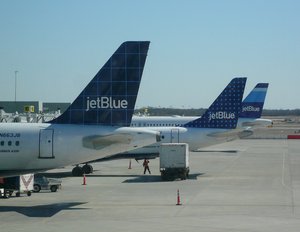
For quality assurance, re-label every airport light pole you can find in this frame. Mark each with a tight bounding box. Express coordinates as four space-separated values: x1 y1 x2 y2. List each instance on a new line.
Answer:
14 70 18 102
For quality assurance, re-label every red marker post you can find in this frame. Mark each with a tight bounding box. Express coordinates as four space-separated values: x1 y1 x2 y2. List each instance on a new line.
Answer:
176 189 182 206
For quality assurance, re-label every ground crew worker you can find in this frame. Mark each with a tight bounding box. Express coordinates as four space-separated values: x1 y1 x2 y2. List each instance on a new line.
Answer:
143 159 151 174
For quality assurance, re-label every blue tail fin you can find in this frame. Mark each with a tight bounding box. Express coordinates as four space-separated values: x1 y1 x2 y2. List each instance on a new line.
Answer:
239 83 269 119
184 78 246 129
50 41 150 126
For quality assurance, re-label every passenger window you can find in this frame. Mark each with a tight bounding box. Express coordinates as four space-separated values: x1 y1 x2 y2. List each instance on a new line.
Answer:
16 141 20 146
0 141 4 146
8 141 12 146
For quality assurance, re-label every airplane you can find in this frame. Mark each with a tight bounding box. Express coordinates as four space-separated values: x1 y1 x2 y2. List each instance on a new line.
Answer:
81 77 247 170
131 83 271 129
0 41 161 177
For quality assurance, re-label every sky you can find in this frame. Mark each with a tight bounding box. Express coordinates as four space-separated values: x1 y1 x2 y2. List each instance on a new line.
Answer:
0 0 299 110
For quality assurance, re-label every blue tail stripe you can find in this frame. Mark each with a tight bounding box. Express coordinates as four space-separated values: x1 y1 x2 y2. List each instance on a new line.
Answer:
184 77 246 129
255 83 268 88
50 41 150 126
239 83 269 118
243 83 268 103
243 90 267 102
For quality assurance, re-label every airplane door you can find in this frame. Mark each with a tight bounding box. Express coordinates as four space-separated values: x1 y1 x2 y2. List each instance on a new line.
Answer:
171 129 179 143
39 129 54 158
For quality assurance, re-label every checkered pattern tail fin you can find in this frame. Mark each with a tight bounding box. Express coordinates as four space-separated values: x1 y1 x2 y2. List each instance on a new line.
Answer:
239 83 269 118
50 41 150 126
184 78 246 129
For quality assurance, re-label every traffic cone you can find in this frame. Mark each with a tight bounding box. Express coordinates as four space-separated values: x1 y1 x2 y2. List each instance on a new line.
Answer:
176 189 182 205
128 159 132 169
82 173 86 185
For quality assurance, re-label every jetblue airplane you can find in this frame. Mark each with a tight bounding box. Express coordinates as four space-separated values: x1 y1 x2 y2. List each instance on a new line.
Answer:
131 83 271 129
0 41 161 177
93 77 247 163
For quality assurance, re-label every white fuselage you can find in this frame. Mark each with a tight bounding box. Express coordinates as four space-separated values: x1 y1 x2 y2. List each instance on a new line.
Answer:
137 126 236 152
0 123 158 176
120 126 241 157
131 116 272 129
118 116 273 156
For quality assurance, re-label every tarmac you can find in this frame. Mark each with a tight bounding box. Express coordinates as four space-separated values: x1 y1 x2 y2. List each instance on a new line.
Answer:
1 139 300 232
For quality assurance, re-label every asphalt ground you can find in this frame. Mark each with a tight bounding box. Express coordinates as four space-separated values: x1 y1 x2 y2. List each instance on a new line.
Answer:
1 139 300 232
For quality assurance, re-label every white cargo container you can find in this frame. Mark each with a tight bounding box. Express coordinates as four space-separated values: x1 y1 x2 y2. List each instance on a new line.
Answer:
19 174 34 194
160 143 189 181
0 174 34 198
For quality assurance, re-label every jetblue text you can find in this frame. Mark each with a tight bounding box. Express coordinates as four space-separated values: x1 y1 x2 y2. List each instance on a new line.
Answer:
208 112 235 121
242 106 260 112
86 97 128 111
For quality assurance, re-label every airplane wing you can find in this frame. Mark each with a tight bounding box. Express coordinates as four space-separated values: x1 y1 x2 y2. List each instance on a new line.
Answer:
82 127 161 151
82 133 133 150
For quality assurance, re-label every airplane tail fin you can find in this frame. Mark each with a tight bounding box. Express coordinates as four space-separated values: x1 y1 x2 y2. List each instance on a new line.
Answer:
184 78 246 129
50 41 150 126
239 83 269 118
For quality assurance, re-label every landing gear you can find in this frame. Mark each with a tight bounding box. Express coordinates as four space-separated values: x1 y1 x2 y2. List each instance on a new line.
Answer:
72 166 84 176
82 164 93 174
72 164 93 176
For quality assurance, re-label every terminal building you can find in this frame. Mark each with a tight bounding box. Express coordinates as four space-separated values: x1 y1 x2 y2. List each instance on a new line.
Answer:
0 101 70 114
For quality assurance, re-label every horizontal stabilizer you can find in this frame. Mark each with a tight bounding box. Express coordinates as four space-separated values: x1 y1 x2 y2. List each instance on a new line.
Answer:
207 128 253 139
241 118 272 127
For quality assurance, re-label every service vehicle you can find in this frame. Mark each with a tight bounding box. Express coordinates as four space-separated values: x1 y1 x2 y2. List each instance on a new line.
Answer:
160 143 189 181
33 175 62 192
